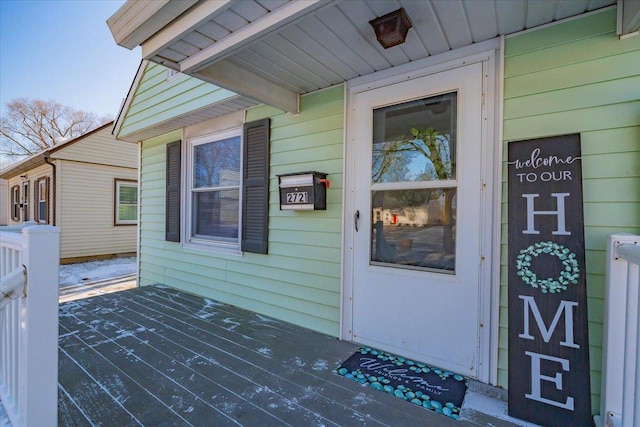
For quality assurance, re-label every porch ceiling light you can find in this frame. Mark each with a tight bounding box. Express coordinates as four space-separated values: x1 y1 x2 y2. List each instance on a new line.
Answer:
369 8 413 49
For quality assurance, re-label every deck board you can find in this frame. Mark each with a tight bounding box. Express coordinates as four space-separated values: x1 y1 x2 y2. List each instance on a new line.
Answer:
58 285 497 426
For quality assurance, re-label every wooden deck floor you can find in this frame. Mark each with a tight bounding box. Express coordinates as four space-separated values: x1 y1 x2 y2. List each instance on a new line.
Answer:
57 286 517 427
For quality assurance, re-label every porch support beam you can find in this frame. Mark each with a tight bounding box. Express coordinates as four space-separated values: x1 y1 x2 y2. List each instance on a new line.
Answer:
193 60 299 114
142 0 238 61
180 0 331 74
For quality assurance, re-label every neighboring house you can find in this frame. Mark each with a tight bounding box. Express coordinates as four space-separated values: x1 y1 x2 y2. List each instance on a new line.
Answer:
108 1 640 425
0 122 139 262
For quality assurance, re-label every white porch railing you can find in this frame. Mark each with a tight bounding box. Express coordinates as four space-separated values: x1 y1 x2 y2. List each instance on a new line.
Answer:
599 234 640 427
0 223 60 427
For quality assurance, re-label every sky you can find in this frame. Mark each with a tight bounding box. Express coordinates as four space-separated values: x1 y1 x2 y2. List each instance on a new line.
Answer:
0 0 141 120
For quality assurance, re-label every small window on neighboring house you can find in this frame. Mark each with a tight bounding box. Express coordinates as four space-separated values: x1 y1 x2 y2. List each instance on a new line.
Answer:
186 129 242 251
21 181 29 221
35 177 49 224
115 179 138 225
11 185 19 221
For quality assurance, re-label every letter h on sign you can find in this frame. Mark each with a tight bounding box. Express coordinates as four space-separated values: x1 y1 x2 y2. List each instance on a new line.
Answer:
522 193 571 235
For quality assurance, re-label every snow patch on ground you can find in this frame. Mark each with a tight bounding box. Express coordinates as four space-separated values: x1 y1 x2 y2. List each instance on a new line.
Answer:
311 359 328 371
258 347 272 357
353 392 373 406
195 299 219 319
222 317 240 330
59 257 136 287
253 314 279 323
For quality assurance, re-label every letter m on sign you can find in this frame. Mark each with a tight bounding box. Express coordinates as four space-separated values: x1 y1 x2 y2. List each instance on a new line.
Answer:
519 296 579 349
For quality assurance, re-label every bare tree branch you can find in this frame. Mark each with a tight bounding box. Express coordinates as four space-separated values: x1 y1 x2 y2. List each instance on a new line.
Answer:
0 98 111 164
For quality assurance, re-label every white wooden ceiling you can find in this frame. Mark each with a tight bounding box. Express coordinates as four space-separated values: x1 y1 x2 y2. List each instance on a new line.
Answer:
114 0 620 114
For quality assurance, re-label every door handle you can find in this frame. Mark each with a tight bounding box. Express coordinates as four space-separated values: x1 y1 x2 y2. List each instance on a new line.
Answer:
354 210 360 232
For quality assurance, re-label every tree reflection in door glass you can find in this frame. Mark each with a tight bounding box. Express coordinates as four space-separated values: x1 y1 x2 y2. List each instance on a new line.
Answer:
372 93 456 184
371 189 456 272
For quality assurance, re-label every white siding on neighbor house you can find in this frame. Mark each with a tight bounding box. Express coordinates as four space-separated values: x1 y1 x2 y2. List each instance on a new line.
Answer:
5 164 53 226
52 126 138 169
57 160 137 259
0 179 7 225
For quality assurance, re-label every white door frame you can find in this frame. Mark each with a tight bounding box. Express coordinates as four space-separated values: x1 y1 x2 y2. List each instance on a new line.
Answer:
341 39 502 385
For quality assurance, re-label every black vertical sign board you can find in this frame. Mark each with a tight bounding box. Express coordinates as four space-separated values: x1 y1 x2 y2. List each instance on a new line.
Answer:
507 134 591 426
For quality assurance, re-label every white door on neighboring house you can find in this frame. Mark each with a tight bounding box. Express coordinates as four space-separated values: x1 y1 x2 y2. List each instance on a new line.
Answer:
347 62 487 379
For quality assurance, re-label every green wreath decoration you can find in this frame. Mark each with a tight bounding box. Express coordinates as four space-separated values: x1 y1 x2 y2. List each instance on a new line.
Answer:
516 241 579 294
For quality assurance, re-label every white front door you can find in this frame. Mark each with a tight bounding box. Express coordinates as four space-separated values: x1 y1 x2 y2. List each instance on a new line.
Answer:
348 62 486 378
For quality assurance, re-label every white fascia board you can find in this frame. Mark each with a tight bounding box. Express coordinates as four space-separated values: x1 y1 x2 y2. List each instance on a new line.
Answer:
113 60 148 142
108 0 198 49
142 0 237 60
181 0 332 73
194 60 299 114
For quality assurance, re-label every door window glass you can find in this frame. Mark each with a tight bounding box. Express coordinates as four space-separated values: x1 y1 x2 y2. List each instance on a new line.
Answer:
372 93 456 183
370 93 457 272
190 135 241 244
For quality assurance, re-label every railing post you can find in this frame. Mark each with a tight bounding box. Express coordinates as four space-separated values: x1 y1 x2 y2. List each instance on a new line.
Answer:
600 234 640 427
19 225 60 427
635 269 640 427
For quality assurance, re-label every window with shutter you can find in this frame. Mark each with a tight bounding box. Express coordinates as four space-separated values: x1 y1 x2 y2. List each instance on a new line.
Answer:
174 119 270 255
166 140 181 242
242 118 270 254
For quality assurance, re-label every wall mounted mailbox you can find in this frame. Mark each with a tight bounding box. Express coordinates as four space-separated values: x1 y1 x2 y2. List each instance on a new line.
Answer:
278 171 328 210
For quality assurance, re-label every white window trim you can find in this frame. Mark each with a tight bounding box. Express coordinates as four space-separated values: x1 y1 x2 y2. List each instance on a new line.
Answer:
182 126 243 255
115 179 138 225
36 178 47 224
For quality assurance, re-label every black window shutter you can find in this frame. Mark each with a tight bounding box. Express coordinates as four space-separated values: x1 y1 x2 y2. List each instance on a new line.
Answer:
44 177 50 224
242 118 270 254
165 140 181 242
23 182 29 221
11 186 19 220
33 179 38 222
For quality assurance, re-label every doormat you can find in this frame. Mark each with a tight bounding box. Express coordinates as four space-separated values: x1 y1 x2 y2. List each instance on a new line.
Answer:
335 347 468 420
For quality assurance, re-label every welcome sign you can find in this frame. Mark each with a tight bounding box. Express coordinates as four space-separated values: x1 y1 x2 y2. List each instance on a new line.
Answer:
507 134 591 426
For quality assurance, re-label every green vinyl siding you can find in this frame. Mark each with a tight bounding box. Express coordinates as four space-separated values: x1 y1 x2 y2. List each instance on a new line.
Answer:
500 8 640 412
119 62 237 138
138 85 344 336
